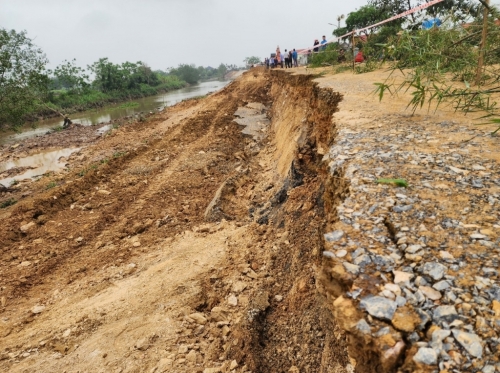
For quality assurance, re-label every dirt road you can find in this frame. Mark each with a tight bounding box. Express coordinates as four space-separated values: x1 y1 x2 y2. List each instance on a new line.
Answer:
0 69 350 373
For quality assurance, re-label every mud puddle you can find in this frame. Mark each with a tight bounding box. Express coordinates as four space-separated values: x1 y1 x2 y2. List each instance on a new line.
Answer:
0 147 80 187
96 124 113 135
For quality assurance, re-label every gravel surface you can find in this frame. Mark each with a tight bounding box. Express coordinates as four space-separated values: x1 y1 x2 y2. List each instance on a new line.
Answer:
312 68 500 372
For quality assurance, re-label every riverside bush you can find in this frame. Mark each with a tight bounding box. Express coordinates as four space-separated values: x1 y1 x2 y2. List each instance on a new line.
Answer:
309 44 340 67
376 9 500 135
39 77 187 117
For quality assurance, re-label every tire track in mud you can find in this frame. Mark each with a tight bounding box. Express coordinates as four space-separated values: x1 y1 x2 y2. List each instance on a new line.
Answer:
1 69 354 373
0 76 269 312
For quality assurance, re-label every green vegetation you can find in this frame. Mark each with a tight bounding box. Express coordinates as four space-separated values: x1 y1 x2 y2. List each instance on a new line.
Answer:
375 6 500 135
0 29 49 129
333 5 392 38
117 102 140 109
316 0 500 135
113 151 127 158
78 164 98 177
309 44 340 67
46 181 57 189
51 125 64 132
368 0 478 24
376 178 409 187
244 56 261 65
0 27 241 130
167 64 201 84
167 63 237 84
0 198 17 209
46 60 187 116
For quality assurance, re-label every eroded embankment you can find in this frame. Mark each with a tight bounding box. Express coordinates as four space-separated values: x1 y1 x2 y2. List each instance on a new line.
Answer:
193 69 352 372
256 68 500 373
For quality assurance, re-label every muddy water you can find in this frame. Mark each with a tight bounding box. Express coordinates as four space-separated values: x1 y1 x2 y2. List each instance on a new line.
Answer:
0 80 229 187
0 148 80 187
0 80 229 146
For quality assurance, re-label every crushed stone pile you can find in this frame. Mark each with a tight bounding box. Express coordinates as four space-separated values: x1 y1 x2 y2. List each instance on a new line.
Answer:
320 108 500 371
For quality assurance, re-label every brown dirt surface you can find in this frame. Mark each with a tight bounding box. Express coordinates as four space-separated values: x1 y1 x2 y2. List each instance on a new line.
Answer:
0 69 351 373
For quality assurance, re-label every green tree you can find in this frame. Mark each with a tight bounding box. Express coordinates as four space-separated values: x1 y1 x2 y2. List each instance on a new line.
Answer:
333 5 391 37
168 64 200 85
368 0 478 25
217 63 228 78
0 28 49 129
88 58 124 92
53 59 89 93
244 56 261 66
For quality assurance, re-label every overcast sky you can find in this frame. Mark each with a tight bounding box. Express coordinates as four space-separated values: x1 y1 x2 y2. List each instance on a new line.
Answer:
0 0 368 70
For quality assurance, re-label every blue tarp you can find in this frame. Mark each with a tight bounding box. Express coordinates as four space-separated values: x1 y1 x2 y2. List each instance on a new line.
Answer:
422 18 442 30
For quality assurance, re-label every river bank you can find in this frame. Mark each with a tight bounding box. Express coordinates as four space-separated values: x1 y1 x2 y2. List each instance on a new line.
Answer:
0 67 498 373
0 80 230 147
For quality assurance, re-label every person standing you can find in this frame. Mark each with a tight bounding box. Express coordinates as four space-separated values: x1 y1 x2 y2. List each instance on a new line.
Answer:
280 51 285 68
355 50 365 63
288 50 293 68
292 49 298 67
320 35 328 51
284 49 289 69
313 39 319 53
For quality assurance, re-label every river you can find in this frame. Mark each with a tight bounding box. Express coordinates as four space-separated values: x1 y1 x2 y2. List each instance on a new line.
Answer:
0 80 230 145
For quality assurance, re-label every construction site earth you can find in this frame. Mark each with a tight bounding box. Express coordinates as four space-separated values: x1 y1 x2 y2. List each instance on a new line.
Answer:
1 67 499 373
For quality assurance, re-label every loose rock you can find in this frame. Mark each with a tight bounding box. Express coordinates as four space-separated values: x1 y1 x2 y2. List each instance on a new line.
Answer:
452 329 483 358
413 347 437 365
360 296 397 320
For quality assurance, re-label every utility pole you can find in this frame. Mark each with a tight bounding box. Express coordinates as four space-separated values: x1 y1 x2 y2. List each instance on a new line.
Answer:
476 0 490 85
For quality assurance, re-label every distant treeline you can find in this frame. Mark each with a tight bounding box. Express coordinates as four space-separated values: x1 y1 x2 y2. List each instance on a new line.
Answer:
45 59 238 116
0 27 240 129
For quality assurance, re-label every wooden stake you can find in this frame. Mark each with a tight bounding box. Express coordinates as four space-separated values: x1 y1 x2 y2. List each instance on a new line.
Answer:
352 32 355 72
476 0 490 85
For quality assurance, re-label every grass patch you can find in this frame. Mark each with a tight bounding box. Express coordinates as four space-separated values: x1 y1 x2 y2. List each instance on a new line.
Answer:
46 181 57 189
376 178 409 188
117 102 139 109
113 151 127 158
78 164 98 177
10 179 19 186
0 198 17 209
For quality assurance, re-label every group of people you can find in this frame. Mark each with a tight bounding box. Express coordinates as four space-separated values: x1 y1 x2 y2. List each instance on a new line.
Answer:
265 47 298 69
264 34 365 69
313 35 328 52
